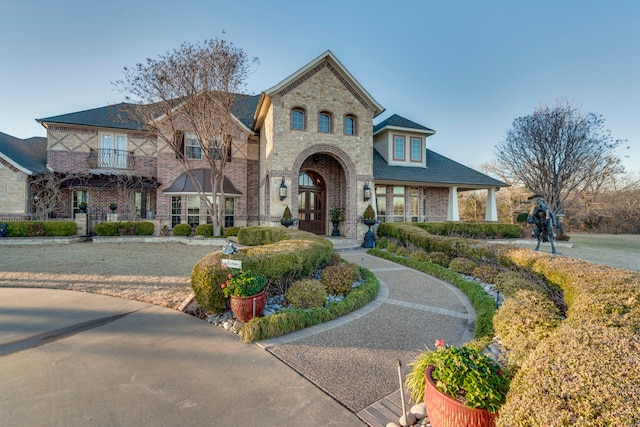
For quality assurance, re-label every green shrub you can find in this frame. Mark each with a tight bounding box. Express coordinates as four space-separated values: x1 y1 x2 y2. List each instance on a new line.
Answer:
375 237 390 249
471 265 501 283
428 251 450 268
409 250 431 263
566 290 640 334
285 279 327 309
93 221 154 236
387 242 399 253
363 204 376 220
191 252 228 313
493 290 562 368
4 221 76 237
449 257 478 275
320 263 359 295
194 224 213 237
224 226 240 237
414 222 522 239
395 247 410 257
242 268 379 342
328 251 343 266
493 271 544 298
515 212 529 223
172 223 192 236
497 324 640 427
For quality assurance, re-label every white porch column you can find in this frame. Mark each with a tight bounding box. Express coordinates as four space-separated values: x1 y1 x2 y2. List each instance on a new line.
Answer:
485 187 498 222
447 186 460 221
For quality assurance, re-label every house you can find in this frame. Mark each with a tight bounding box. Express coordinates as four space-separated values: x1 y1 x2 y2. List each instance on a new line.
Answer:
5 50 506 238
0 131 47 218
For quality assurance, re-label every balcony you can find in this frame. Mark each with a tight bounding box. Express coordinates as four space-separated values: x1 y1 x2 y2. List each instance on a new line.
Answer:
87 149 135 170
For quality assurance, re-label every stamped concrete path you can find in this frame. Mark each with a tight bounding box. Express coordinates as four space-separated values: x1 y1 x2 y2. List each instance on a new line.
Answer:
260 249 476 424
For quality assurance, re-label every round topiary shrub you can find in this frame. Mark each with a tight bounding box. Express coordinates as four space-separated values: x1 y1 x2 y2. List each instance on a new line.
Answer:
191 252 229 313
410 250 431 263
449 257 478 275
194 224 213 237
328 251 343 266
493 289 562 368
224 226 240 237
285 279 327 309
375 237 390 249
493 271 544 298
428 251 450 268
387 242 399 253
172 223 192 236
496 323 640 427
320 263 359 296
472 265 501 283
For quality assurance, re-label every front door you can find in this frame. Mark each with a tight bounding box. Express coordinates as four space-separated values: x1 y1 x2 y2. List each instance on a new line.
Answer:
298 171 325 235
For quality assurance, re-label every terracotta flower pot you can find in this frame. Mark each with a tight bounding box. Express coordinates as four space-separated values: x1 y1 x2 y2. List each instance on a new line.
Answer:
424 365 498 427
229 289 266 322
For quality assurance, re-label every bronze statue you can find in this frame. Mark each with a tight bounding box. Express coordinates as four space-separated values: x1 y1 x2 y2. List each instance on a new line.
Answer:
527 195 558 254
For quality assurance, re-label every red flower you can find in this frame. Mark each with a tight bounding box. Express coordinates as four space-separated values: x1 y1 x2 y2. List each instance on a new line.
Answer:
220 283 226 289
435 339 446 349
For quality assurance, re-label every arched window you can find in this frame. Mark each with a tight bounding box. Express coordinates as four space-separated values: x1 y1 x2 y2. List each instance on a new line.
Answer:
344 115 357 135
291 108 305 130
318 112 332 133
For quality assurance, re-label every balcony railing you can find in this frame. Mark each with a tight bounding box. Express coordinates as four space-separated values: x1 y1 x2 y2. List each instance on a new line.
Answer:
87 149 134 170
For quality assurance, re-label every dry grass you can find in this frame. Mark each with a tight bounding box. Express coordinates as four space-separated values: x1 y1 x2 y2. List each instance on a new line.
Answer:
0 242 219 309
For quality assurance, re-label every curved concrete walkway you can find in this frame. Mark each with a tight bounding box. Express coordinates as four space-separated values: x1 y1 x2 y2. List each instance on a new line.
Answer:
0 248 474 426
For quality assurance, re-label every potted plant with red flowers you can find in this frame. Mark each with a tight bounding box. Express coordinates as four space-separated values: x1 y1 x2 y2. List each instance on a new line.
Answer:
405 340 510 427
220 269 267 322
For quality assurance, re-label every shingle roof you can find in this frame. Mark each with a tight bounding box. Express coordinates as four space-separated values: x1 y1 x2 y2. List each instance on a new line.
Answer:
0 131 48 174
37 103 147 131
373 114 435 135
231 94 260 129
373 149 506 188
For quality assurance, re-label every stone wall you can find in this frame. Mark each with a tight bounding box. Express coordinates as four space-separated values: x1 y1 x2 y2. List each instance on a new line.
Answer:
0 159 27 214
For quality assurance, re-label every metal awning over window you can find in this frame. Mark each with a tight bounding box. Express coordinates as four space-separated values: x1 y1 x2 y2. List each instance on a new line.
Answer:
162 168 242 195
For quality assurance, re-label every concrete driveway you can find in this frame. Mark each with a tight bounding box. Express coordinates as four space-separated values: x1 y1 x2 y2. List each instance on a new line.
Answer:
0 288 362 427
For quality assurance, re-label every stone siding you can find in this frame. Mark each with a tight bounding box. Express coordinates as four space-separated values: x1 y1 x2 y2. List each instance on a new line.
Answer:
0 159 28 214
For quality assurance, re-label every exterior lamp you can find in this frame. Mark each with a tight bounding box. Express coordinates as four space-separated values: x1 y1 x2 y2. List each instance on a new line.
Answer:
279 177 287 201
363 180 372 202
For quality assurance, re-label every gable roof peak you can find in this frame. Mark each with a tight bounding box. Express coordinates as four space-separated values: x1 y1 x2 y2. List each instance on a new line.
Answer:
374 114 436 135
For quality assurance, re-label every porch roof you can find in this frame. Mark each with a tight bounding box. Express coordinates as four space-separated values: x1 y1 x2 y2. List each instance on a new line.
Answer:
162 169 242 195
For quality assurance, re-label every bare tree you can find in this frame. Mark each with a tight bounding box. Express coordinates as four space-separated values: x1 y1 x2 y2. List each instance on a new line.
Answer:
494 100 624 215
115 38 257 235
482 160 531 223
30 171 89 220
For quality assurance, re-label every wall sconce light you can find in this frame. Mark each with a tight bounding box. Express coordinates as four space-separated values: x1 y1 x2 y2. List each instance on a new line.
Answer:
279 177 288 201
33 192 39 203
363 180 372 202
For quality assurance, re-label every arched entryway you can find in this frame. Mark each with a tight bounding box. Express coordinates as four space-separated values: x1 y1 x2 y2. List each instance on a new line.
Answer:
297 171 325 235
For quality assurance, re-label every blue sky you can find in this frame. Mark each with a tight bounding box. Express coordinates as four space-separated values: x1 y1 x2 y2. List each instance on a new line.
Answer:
1 0 638 174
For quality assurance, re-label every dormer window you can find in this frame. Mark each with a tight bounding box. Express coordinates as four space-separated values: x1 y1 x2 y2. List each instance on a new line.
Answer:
318 112 332 133
393 135 405 161
410 137 422 162
291 108 306 130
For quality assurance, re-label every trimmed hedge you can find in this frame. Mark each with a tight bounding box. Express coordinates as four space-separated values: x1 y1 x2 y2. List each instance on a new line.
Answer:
497 323 640 427
194 224 213 237
414 222 522 239
192 227 333 313
285 279 327 309
2 221 76 237
172 223 192 236
242 268 378 342
93 221 154 236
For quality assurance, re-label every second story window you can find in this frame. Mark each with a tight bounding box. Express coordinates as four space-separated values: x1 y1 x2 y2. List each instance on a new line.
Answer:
344 115 356 135
410 137 422 162
393 135 405 161
185 133 202 160
291 108 305 130
318 112 331 133
98 131 128 168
